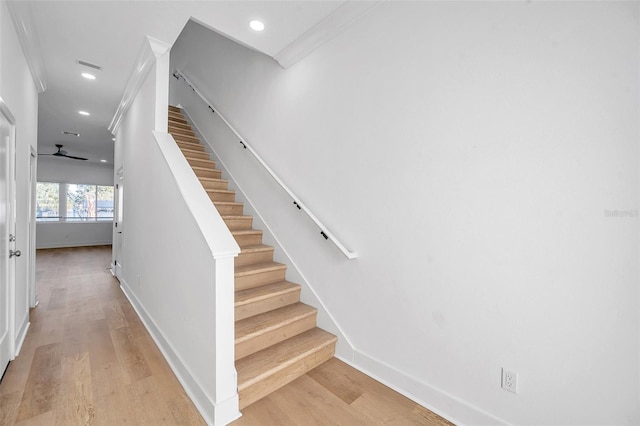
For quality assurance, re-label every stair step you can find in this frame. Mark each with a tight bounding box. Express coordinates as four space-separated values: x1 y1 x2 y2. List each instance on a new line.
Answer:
206 189 235 202
235 281 301 321
186 157 216 169
214 201 244 215
231 229 262 247
235 261 285 290
169 127 196 138
168 119 190 130
168 114 188 123
236 244 274 267
176 140 205 152
168 105 181 113
199 177 228 191
181 148 210 160
223 215 253 230
236 328 337 409
168 115 187 124
173 133 201 144
193 166 222 179
235 302 317 360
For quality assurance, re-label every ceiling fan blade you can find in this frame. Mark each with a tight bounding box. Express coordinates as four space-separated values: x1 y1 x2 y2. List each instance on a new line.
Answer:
62 154 88 161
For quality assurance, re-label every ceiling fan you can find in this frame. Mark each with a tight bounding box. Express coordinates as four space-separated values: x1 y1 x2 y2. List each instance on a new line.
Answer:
39 144 88 161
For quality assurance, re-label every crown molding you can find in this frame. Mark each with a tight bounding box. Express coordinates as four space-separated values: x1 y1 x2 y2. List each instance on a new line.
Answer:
6 1 47 93
273 1 382 69
108 36 171 134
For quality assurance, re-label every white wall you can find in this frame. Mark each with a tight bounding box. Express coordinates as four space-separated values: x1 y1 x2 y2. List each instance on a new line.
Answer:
36 156 114 248
1 0 39 354
37 156 113 184
171 3 639 425
115 38 239 426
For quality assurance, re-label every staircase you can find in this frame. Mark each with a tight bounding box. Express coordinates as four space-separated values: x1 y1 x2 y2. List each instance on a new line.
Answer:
167 105 337 409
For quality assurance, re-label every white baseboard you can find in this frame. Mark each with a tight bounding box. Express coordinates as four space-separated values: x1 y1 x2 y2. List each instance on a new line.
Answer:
119 279 240 426
336 350 508 426
36 240 113 249
13 318 29 357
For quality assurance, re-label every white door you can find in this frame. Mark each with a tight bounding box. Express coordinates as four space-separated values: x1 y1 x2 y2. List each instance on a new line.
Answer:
113 168 124 279
0 98 16 377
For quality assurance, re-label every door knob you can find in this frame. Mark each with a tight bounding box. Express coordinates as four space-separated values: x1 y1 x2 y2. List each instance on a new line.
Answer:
9 250 21 258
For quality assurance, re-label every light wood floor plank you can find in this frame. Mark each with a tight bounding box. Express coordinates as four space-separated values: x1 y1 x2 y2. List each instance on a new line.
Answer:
0 246 205 425
0 246 454 426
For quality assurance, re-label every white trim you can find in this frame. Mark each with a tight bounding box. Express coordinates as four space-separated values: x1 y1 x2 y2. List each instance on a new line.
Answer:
119 280 214 425
0 97 16 125
28 148 37 308
120 279 240 426
273 1 382 69
5 2 47 93
153 131 239 259
35 240 113 250
108 36 171 134
174 70 357 260
336 351 509 426
13 317 29 357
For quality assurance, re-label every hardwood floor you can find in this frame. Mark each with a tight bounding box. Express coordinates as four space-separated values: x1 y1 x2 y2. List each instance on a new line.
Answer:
0 245 453 426
232 357 454 426
0 246 205 425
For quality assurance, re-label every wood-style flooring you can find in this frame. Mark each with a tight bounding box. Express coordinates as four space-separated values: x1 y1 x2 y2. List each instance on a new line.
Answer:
0 245 453 426
0 246 205 425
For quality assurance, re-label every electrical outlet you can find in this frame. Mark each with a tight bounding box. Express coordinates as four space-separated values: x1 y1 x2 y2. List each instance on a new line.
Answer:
502 368 518 393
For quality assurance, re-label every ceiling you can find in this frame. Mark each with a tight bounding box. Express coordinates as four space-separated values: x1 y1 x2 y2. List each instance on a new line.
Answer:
13 1 346 166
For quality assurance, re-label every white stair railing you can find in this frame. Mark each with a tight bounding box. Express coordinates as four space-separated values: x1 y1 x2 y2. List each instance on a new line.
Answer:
173 70 358 260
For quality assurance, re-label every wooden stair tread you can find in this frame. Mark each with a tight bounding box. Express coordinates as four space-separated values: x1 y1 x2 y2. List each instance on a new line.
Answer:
200 177 226 184
232 229 262 236
235 302 316 343
168 115 185 122
168 119 189 127
176 141 202 149
235 281 300 307
169 123 195 136
236 328 337 390
173 134 200 143
239 244 273 255
235 261 286 277
192 165 219 172
206 188 234 195
222 215 252 220
181 146 206 154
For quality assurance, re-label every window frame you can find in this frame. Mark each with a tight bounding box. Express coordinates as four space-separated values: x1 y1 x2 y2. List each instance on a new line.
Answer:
35 181 114 222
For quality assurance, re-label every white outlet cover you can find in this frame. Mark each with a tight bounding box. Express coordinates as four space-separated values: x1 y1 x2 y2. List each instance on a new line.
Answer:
502 368 518 393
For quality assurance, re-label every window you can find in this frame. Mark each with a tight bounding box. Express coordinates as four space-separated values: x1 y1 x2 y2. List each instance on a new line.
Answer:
36 182 114 222
97 186 114 218
36 182 60 221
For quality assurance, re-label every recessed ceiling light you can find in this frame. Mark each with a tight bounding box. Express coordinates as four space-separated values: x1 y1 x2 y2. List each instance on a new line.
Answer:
249 20 265 32
81 72 96 80
78 111 90 116
100 159 107 163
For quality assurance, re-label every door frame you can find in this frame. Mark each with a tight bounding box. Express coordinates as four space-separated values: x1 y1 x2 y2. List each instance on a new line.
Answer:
112 166 124 279
28 147 37 307
0 96 17 372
